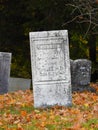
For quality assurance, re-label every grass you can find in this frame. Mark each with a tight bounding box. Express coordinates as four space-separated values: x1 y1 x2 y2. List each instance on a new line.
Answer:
0 85 98 130
82 118 98 130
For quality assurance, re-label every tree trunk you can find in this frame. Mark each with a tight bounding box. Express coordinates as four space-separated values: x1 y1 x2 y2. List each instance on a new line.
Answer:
88 34 96 63
88 34 97 82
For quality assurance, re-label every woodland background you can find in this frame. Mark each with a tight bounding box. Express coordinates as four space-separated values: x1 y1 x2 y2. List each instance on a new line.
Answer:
0 0 98 81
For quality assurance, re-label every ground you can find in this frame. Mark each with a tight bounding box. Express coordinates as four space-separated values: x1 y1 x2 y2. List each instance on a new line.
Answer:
0 83 98 130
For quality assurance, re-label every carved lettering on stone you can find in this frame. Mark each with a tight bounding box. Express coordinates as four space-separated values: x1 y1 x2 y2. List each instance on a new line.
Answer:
29 30 72 108
70 59 95 92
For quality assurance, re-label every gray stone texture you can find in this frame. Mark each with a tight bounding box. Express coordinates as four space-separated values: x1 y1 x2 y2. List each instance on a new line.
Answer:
29 30 72 108
0 52 11 94
8 77 31 92
70 59 95 92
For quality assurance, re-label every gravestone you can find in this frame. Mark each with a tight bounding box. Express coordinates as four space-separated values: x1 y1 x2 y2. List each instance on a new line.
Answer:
71 59 95 92
8 77 31 92
0 52 11 94
29 30 72 108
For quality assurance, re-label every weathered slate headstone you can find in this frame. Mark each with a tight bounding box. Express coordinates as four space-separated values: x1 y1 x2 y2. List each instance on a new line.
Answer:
0 52 11 94
8 77 31 92
71 59 95 92
29 30 72 108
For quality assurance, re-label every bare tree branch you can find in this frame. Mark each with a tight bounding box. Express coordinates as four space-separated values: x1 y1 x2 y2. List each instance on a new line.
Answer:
63 0 98 35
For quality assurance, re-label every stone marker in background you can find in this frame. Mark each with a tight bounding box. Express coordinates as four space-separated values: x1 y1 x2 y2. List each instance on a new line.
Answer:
71 59 95 92
8 77 31 92
0 52 11 94
29 30 72 108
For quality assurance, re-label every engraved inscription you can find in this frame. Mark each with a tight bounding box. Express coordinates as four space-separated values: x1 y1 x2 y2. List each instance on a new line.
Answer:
71 59 91 86
34 42 67 82
29 30 72 108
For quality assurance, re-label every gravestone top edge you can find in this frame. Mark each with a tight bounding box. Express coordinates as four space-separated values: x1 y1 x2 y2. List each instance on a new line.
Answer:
29 30 68 38
0 52 12 55
0 52 12 58
73 59 91 62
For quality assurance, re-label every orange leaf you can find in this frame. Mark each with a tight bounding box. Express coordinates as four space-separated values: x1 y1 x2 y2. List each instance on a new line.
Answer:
27 116 31 122
0 121 3 126
17 124 24 130
20 110 27 117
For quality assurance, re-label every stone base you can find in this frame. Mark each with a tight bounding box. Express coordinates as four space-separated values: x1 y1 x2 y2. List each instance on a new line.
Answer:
72 85 96 92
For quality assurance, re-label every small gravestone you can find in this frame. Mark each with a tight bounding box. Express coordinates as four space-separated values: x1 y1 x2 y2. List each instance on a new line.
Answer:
8 77 31 92
0 52 11 94
29 30 72 108
71 59 95 92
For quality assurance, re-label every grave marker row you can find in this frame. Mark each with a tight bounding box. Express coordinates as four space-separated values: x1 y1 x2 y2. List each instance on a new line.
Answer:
0 53 31 94
0 30 94 109
29 30 94 108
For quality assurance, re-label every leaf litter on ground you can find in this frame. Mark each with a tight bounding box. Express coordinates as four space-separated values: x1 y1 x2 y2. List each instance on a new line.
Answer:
0 83 98 130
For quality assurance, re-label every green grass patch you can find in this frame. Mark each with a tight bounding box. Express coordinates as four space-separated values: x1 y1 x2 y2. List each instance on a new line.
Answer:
23 120 42 130
0 124 18 130
45 122 73 130
0 110 5 115
21 105 35 113
24 125 37 130
0 128 5 130
8 106 20 115
46 124 57 130
0 105 35 115
0 106 20 115
82 118 98 129
64 122 73 128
